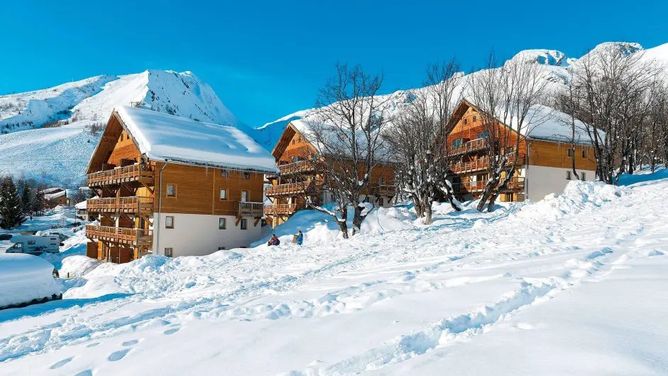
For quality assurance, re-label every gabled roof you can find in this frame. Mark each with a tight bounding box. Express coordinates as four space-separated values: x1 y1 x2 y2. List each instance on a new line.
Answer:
88 106 278 174
272 119 394 163
449 99 595 144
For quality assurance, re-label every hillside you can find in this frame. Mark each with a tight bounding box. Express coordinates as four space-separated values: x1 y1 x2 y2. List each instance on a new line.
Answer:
0 174 667 374
0 70 235 186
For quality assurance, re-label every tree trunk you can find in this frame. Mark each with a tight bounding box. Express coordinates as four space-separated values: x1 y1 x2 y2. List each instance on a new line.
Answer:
352 204 368 236
339 206 349 239
423 204 433 225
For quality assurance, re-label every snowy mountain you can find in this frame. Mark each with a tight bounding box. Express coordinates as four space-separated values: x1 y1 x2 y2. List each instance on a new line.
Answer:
1 41 667 186
0 70 236 186
253 41 668 150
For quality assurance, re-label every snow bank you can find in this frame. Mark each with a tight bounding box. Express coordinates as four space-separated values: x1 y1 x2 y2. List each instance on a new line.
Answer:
515 180 625 221
59 256 100 278
0 254 62 308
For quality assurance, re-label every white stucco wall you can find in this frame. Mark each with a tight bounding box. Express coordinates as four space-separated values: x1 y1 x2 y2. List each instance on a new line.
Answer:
152 213 263 257
525 165 596 202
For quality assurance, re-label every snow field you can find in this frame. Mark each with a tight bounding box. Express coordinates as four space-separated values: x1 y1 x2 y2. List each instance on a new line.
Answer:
0 178 666 375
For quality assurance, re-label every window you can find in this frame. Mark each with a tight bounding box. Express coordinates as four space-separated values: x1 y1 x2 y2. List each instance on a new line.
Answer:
378 197 384 206
165 215 174 229
241 190 249 202
219 218 226 230
472 116 477 122
566 171 572 180
164 248 173 257
567 148 574 157
452 138 463 148
243 172 251 180
581 172 587 180
221 169 229 177
219 188 227 200
479 130 490 139
463 118 468 125
582 149 587 158
166 184 176 197
240 218 248 230
378 176 385 185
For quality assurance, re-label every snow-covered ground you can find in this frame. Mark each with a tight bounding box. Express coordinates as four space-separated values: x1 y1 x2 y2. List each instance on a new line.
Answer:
0 175 667 375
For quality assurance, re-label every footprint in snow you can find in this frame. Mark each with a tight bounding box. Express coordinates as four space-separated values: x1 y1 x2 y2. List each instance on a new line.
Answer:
122 339 139 347
163 327 180 335
49 356 73 369
86 342 100 348
108 348 131 362
74 370 93 376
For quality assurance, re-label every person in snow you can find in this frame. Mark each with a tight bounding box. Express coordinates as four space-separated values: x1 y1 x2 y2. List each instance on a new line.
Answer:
267 234 280 246
293 230 303 246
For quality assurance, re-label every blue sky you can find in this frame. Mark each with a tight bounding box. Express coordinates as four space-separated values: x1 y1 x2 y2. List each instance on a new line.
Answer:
2 1 667 127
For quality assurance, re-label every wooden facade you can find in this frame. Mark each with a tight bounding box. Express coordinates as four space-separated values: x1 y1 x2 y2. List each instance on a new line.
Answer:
266 122 396 227
86 110 266 263
446 100 597 202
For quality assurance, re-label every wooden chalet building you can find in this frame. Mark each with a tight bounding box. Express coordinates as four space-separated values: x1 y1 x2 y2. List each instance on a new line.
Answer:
265 120 396 227
85 106 277 263
446 100 597 202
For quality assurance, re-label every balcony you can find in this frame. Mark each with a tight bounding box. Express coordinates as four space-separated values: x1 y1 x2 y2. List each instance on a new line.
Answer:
86 225 153 246
278 160 316 176
265 203 298 216
238 201 264 218
88 164 154 187
87 196 153 214
453 176 525 193
450 154 525 174
451 158 489 174
448 138 489 156
266 181 313 197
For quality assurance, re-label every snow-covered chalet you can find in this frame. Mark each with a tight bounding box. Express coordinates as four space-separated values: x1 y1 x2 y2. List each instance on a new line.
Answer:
85 106 277 263
446 99 597 202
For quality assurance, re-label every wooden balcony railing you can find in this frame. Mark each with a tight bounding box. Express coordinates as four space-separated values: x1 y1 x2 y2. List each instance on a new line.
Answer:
450 154 525 174
85 225 153 246
264 203 298 216
278 160 316 176
88 164 154 187
87 196 154 214
452 176 525 193
266 181 312 197
238 201 264 218
448 138 489 156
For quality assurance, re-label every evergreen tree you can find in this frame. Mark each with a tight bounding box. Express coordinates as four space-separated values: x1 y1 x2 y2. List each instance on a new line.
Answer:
0 177 26 229
31 188 45 216
20 182 32 215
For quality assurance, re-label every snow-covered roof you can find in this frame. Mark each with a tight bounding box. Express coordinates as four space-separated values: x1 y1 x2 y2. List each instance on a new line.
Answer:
287 118 394 162
115 106 278 173
40 187 64 194
520 105 594 144
75 200 87 210
44 190 67 201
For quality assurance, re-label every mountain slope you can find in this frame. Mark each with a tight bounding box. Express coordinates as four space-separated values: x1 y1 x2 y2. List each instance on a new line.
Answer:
0 70 236 186
253 41 668 150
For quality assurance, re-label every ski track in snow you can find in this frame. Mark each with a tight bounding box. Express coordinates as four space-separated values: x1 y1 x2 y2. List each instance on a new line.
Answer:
1 180 667 374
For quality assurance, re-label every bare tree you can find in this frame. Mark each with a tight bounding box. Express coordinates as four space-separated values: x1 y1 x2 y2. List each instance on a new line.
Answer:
305 64 388 238
386 61 462 224
567 47 660 183
467 54 548 212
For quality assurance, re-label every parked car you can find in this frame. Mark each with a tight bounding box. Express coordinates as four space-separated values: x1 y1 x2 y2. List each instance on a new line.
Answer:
0 254 62 310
